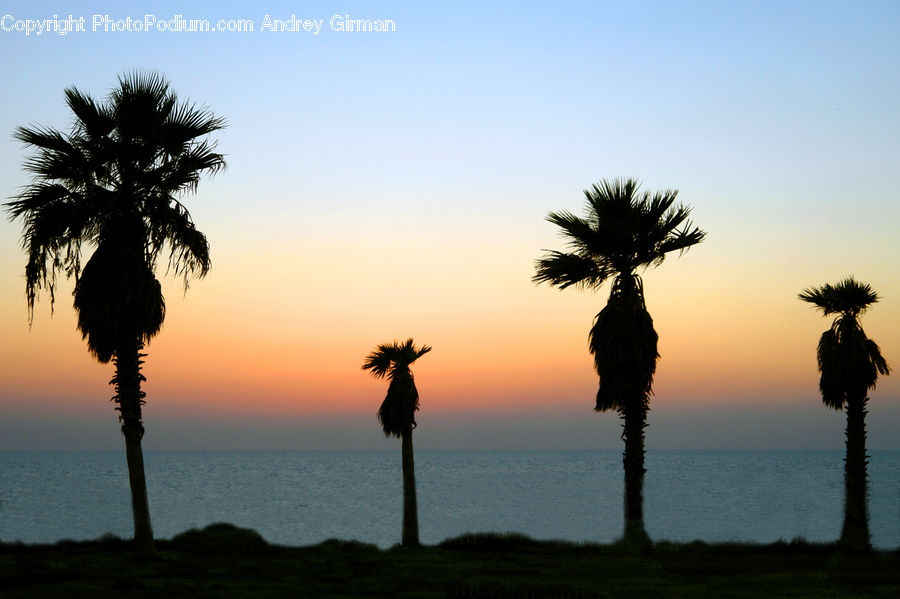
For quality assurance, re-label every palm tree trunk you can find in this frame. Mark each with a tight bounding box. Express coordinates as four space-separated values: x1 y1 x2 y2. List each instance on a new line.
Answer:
622 404 649 546
115 339 155 558
840 395 870 552
400 427 420 547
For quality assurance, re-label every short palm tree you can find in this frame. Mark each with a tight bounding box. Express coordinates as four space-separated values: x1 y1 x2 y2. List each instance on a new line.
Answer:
534 178 705 546
5 72 225 557
362 338 431 547
799 277 890 552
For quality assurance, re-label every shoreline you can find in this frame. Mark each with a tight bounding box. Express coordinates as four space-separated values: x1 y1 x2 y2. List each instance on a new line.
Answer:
3 525 899 598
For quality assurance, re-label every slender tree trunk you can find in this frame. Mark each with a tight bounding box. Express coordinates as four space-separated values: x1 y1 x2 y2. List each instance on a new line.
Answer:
622 403 650 546
840 395 870 552
400 427 420 547
115 339 155 558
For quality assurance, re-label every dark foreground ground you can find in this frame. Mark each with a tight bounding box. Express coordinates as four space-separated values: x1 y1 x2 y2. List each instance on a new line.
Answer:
2 524 898 598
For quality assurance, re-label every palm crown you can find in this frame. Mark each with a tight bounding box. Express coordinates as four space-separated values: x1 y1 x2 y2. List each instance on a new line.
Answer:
534 178 706 412
799 277 880 318
362 339 431 437
6 71 224 361
799 277 890 410
533 178 705 290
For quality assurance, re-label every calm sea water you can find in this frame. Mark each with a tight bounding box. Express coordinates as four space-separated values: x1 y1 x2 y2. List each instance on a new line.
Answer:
0 450 897 548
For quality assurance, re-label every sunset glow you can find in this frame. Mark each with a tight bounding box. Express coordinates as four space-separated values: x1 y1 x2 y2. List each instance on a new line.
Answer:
1 1 898 450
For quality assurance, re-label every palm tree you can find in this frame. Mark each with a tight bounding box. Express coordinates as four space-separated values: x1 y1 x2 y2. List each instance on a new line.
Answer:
362 338 431 547
799 277 890 552
5 72 225 557
533 178 705 546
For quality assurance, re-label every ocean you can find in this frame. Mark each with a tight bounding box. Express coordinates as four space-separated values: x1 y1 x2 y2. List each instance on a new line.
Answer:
0 450 897 548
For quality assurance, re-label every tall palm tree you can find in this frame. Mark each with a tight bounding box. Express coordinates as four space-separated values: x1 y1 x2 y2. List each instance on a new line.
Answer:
533 178 705 546
799 277 890 552
5 72 225 557
362 338 431 547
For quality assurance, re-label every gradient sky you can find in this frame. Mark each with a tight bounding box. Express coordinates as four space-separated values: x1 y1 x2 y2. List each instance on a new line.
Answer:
1 1 898 450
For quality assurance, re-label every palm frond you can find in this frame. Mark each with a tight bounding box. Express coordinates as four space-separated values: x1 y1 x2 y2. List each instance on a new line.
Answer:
532 251 610 289
654 221 707 257
534 177 705 292
865 338 891 379
163 101 227 148
4 71 222 348
151 139 226 195
64 87 114 140
8 185 92 316
362 345 394 378
799 277 879 317
545 210 597 253
14 124 75 155
585 178 641 219
160 205 211 282
117 70 170 99
650 198 689 236
643 188 680 225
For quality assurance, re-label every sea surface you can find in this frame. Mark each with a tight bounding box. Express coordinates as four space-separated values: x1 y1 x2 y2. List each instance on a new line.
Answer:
1 450 898 548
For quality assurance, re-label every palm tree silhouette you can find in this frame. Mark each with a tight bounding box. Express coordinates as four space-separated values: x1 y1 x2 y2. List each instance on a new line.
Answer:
799 277 890 552
534 178 705 546
5 72 224 557
362 338 431 547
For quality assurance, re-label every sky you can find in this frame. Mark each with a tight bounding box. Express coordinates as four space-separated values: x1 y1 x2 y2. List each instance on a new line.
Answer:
0 1 898 450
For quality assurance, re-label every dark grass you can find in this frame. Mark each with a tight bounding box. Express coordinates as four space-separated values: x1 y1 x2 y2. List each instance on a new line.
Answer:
2 525 898 598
